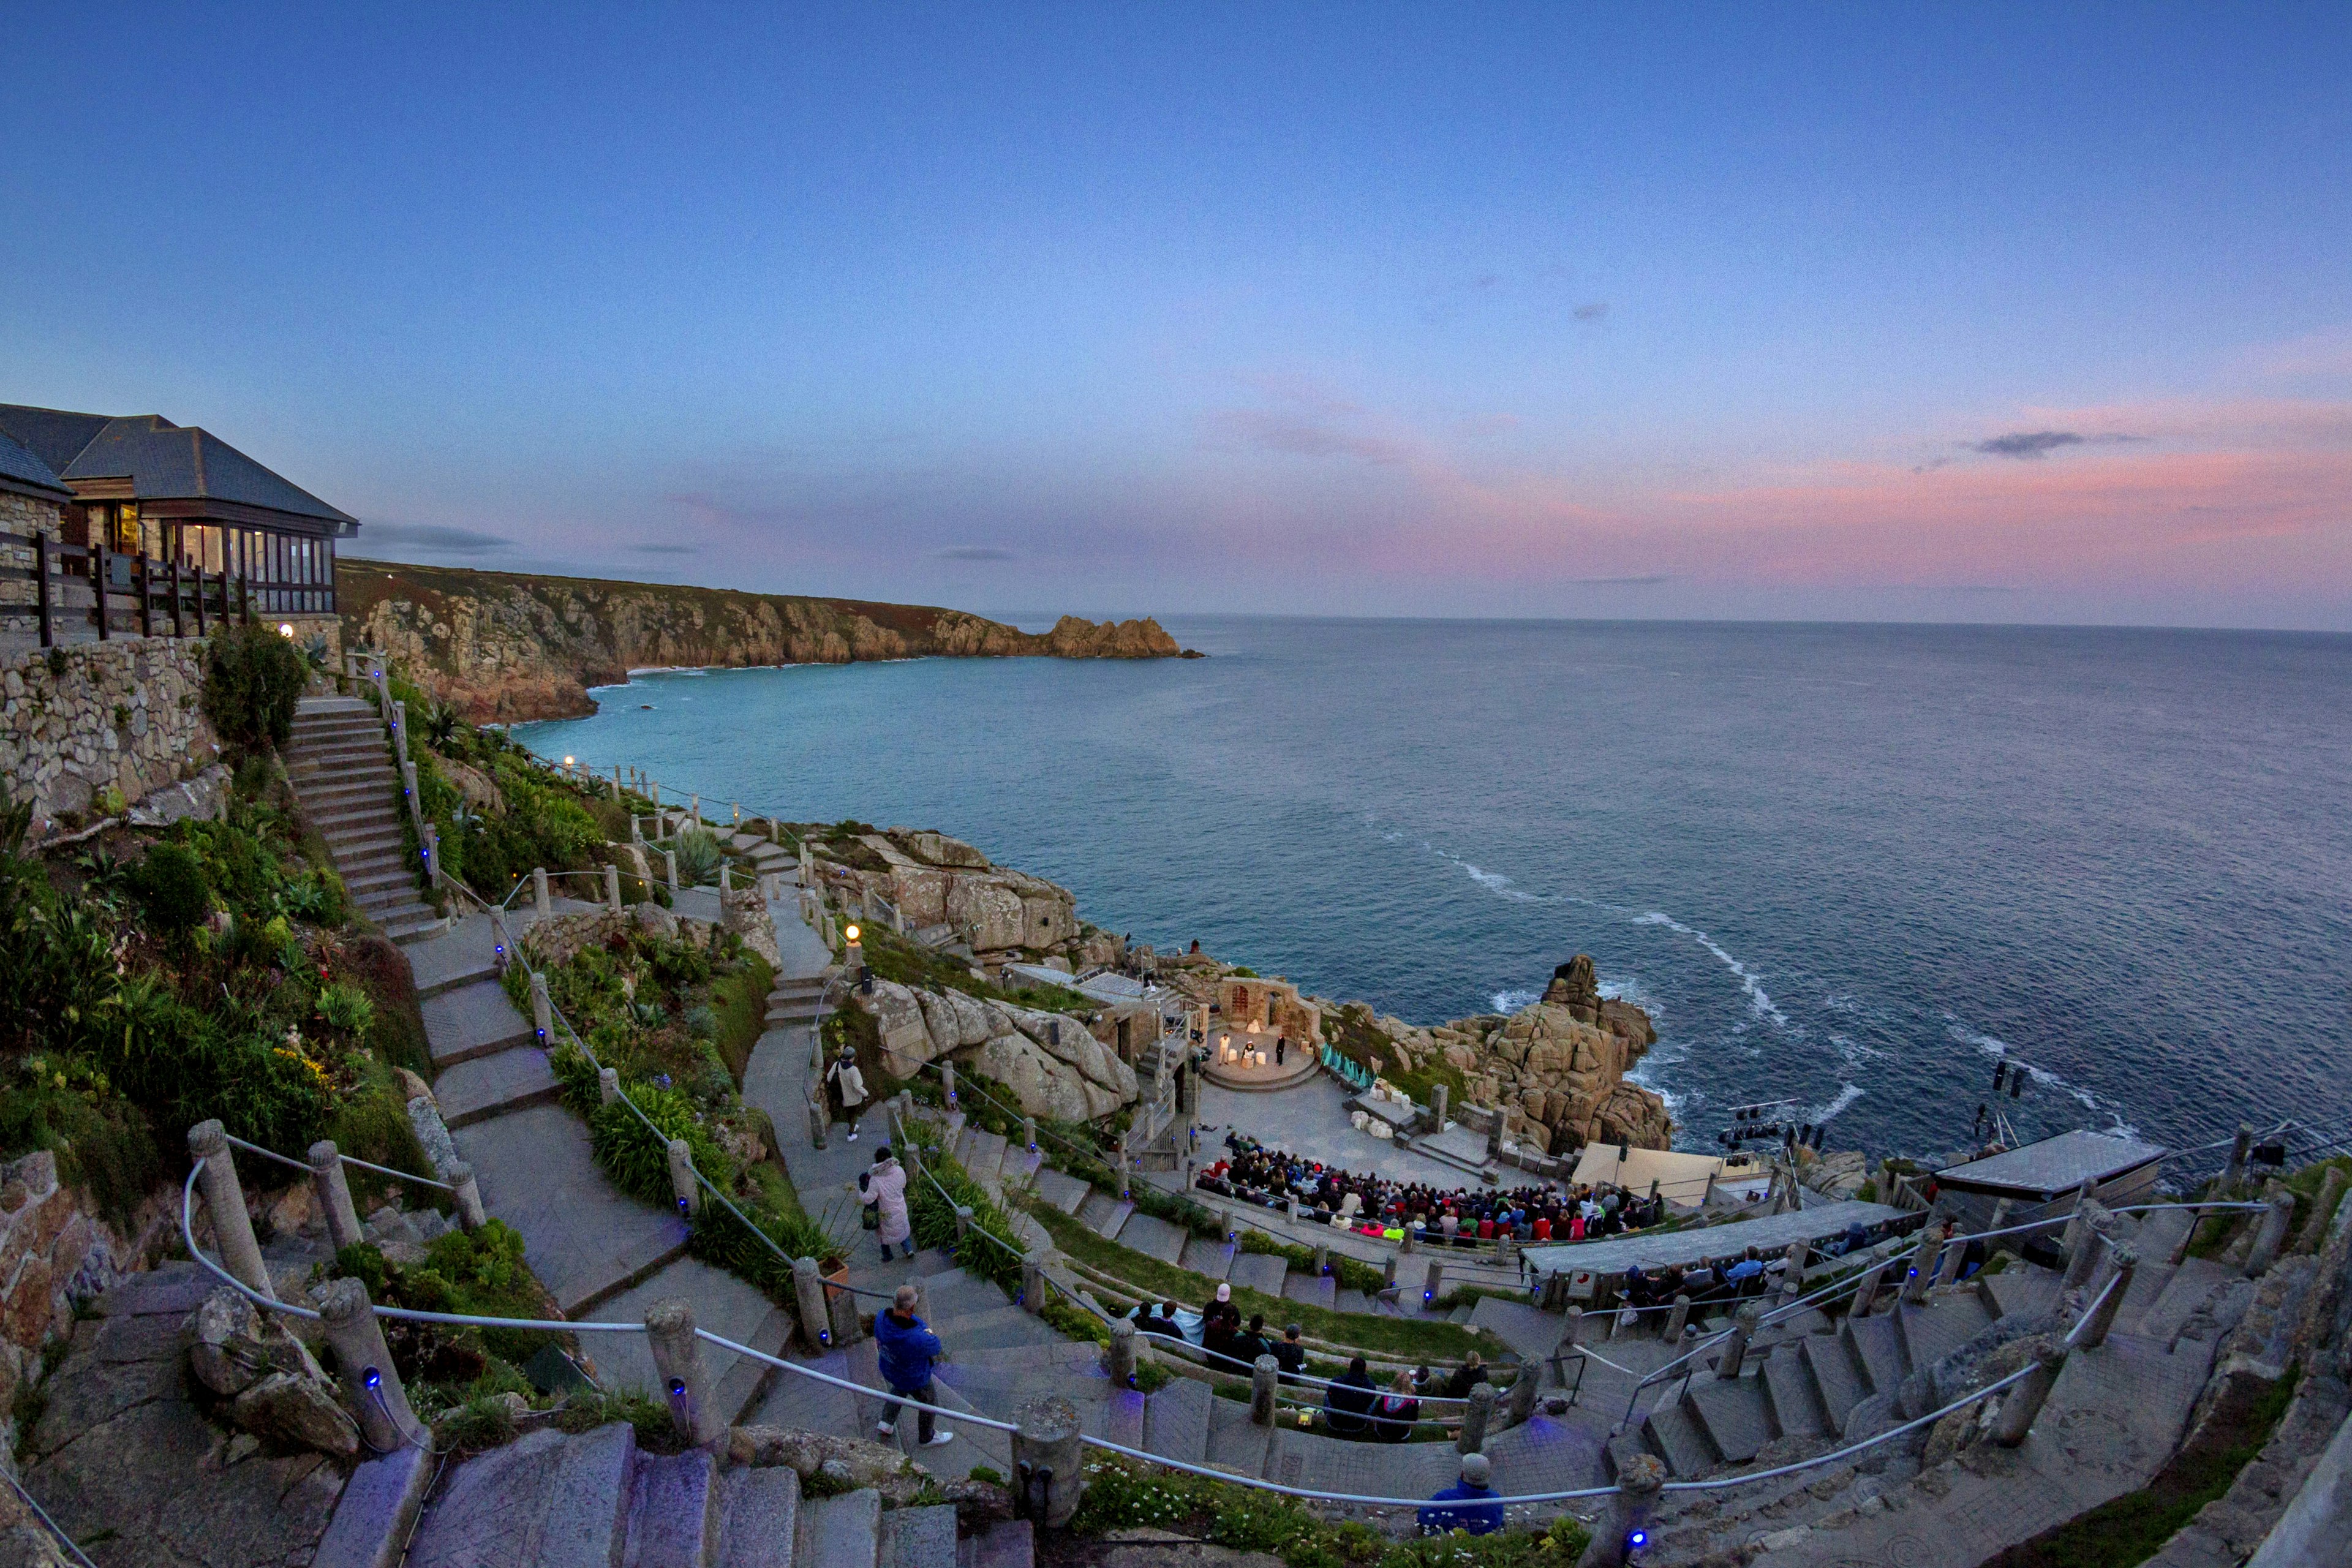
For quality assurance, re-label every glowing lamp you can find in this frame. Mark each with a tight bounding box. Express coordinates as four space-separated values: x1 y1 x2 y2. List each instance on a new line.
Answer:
277 622 294 638
1628 1529 1648 1548
668 1378 686 1398
564 755 575 767
844 924 861 943
363 1366 382 1391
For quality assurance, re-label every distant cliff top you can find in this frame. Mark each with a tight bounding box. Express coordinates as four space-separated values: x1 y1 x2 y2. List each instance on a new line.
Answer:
337 557 1189 722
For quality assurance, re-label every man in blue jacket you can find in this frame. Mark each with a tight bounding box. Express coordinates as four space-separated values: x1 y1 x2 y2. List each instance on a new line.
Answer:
1419 1452 1504 1536
875 1284 954 1447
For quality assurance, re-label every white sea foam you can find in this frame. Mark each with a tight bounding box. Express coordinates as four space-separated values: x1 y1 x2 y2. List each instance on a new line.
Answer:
1633 911 1789 1028
1420 842 1543 903
1942 1014 2107 1115
1811 1083 1865 1123
1491 987 1540 1014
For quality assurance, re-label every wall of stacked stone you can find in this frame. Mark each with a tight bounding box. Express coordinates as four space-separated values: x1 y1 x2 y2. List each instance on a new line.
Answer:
0 491 66 610
0 1152 173 1453
0 635 221 830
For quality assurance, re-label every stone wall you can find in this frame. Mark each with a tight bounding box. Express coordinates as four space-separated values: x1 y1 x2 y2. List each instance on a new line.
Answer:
0 490 66 612
0 635 221 829
0 1152 172 1452
1218 976 1322 1047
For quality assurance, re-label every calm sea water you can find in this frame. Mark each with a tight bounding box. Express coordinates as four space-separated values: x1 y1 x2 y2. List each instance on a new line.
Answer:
517 619 2352 1167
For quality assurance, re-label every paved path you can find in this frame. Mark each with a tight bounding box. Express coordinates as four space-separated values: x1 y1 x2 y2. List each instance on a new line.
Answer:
1520 1198 1907 1277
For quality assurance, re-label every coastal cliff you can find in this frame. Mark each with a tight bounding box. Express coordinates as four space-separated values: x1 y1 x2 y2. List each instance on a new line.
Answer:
337 558 1186 722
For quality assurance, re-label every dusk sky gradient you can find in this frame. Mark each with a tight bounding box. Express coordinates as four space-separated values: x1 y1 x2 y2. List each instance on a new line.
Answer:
4 4 2349 627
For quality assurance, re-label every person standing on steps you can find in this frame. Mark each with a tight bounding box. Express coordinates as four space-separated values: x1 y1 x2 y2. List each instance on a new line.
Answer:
875 1283 954 1448
860 1145 912 1261
827 1044 869 1141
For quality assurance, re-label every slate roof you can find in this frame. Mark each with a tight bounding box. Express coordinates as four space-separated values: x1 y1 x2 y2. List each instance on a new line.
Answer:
1936 1129 2167 1200
0 428 73 501
0 405 356 529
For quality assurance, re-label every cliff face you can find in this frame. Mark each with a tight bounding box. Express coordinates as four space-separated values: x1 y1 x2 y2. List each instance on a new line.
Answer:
337 559 1183 722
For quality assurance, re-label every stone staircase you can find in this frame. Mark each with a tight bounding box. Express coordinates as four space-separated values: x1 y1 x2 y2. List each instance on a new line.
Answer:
283 695 442 943
319 1414 1031 1568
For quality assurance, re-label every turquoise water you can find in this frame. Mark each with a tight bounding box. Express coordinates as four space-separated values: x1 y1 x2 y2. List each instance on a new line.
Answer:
517 618 2352 1164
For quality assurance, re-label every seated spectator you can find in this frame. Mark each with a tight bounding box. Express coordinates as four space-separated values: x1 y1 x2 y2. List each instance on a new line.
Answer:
1272 1323 1306 1381
1140 1301 1185 1339
1323 1355 1379 1439
1373 1369 1422 1442
1441 1350 1488 1400
1725 1247 1766 1294
1419 1453 1504 1536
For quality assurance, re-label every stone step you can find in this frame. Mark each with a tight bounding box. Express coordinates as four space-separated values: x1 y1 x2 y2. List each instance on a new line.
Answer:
1079 1387 1148 1451
1981 1260 2064 1322
746 1349 864 1438
424 978 538 1066
1842 1312 1909 1396
1602 1430 1654 1480
796 1491 881 1568
1178 1235 1235 1280
1142 1373 1214 1466
623 1449 718 1568
1799 1332 1869 1434
1683 1371 1774 1464
2116 1259 2179 1335
1203 1392 1274 1479
1226 1252 1289 1297
1640 1398 1716 1477
1333 1287 1371 1315
1076 1190 1133 1241
1114 1212 1190 1267
386 910 451 944
405 1421 636 1568
2139 1256 2236 1345
714 1465 799 1568
1894 1292 1994 1372
1030 1167 1093 1216
313 1443 436 1568
957 1520 1033 1568
435 1047 562 1129
1760 1346 1828 1441
962 1129 1008 1183
324 829 408 862
1281 1272 1337 1311
880 1503 959 1568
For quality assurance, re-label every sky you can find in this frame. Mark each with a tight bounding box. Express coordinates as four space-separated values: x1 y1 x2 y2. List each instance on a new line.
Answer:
4 4 2350 629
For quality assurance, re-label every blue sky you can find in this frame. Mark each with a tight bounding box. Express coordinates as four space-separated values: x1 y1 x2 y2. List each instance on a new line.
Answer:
4 4 2349 626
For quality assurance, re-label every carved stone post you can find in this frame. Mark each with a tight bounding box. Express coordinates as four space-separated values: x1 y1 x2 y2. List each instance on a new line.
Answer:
2247 1186 2297 1276
1107 1319 1137 1387
1507 1358 1539 1423
646 1298 724 1447
2064 1210 2113 1290
318 1276 410 1453
1904 1232 1940 1303
489 908 512 971
1577 1453 1665 1568
529 972 551 1041
2075 1245 2135 1349
1022 1247 1047 1314
1937 1232 1968 1289
1779 1241 1809 1303
666 1139 700 1217
1423 1260 1444 1306
532 866 549 921
1663 1293 1692 1342
189 1121 273 1299
663 849 679 894
1458 1380 1496 1453
793 1256 832 1349
309 1139 364 1256
605 864 622 912
2060 1177 2101 1259
1718 1304 1759 1379
829 1278 862 1348
1992 1343 2067 1446
599 1066 621 1105
447 1161 487 1231
1849 1259 1888 1318
1011 1395 1085 1528
1251 1352 1279 1425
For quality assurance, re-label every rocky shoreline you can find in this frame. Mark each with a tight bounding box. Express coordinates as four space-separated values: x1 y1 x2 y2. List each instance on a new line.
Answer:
339 557 1196 723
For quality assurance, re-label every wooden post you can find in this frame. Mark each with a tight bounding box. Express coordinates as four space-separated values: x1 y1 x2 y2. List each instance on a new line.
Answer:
192 561 205 635
136 551 151 637
33 533 50 648
168 553 183 637
92 533 109 640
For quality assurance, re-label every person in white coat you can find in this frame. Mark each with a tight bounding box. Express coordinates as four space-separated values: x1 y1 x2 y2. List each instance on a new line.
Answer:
861 1146 913 1261
826 1045 869 1141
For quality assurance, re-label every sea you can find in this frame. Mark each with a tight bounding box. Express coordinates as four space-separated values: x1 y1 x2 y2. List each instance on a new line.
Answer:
516 618 2352 1172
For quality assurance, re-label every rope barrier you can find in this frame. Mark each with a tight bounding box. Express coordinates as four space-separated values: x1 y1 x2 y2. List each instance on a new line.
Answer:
224 1132 453 1193
0 1468 100 1568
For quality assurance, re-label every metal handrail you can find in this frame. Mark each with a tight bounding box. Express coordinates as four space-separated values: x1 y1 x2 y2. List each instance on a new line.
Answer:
1 1466 100 1568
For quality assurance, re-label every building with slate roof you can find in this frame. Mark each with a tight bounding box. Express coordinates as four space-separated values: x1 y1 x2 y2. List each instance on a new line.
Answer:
0 404 357 626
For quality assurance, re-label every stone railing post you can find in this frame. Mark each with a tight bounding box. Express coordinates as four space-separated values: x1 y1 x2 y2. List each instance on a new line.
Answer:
447 1161 487 1231
2075 1245 2135 1349
599 1066 621 1106
806 1093 829 1152
2064 1210 2113 1290
309 1139 364 1255
1457 1379 1498 1453
1507 1358 1539 1424
1852 1257 1892 1319
318 1276 412 1452
666 1139 700 1218
2299 1168 2348 1255
532 866 549 920
1577 1453 1665 1568
605 864 622 912
1992 1343 2067 1446
792 1257 831 1349
1560 1305 1586 1352
1106 1319 1137 1387
1012 1395 1085 1528
1937 1232 1969 1289
489 908 511 971
1423 1260 1445 1306
1312 1242 1329 1276
646 1298 724 1448
1021 1116 1039 1153
1904 1232 1940 1303
1718 1304 1758 1379
2060 1177 2101 1259
953 1205 973 1254
663 849 679 894
1779 1242 1809 1303
940 1061 957 1104
1022 1247 1047 1314
2221 1123 2253 1194
424 824 441 885
2247 1187 2297 1276
529 972 551 1041
1383 1253 1400 1290
828 1278 862 1348
188 1120 273 1300
1662 1294 1691 1342
1250 1352 1279 1425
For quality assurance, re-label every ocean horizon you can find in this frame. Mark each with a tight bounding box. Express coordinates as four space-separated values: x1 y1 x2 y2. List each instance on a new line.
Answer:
517 615 2352 1170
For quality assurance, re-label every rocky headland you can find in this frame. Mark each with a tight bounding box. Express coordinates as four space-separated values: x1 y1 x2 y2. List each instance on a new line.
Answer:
337 557 1192 723
813 824 1672 1152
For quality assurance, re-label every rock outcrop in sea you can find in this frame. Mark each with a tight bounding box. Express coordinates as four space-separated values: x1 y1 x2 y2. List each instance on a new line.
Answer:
338 557 1188 722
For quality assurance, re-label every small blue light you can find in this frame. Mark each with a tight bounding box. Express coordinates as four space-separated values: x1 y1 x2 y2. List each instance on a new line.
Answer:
1424 1291 1434 1302
668 1377 686 1398
1628 1529 1647 1548
677 1197 689 1213
364 1366 382 1390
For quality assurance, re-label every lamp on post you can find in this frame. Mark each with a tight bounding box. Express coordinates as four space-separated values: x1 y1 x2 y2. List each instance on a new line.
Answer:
844 924 870 993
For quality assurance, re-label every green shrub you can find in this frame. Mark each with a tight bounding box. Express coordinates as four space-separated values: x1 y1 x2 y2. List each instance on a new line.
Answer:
315 981 375 1041
134 842 211 935
201 622 307 755
673 829 724 887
